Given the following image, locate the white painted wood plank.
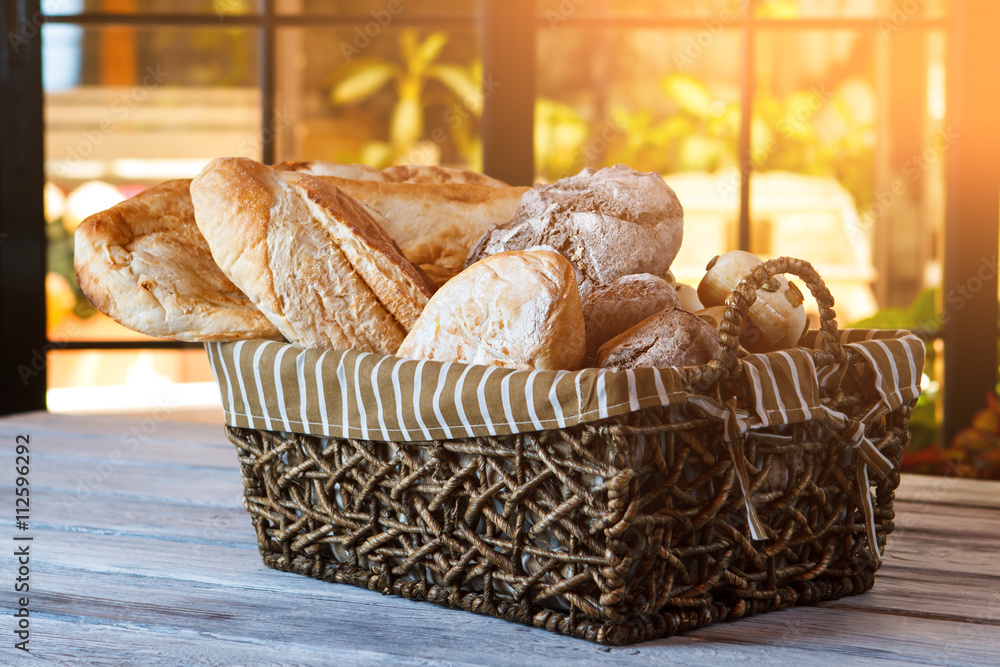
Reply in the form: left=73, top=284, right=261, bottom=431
left=3, top=411, right=1000, bottom=664
left=0, top=411, right=230, bottom=447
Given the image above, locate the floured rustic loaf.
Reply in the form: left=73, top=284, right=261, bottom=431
left=596, top=308, right=719, bottom=371
left=190, top=157, right=435, bottom=354
left=396, top=249, right=586, bottom=370
left=466, top=165, right=684, bottom=294
left=73, top=178, right=283, bottom=342
left=310, top=176, right=528, bottom=288
left=582, top=273, right=680, bottom=363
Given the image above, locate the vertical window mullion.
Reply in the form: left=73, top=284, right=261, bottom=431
left=737, top=1, right=756, bottom=252
left=481, top=0, right=536, bottom=186
left=0, top=0, right=47, bottom=415
left=942, top=0, right=1000, bottom=444
left=260, top=0, right=276, bottom=165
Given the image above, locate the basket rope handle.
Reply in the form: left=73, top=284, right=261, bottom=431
left=694, top=256, right=841, bottom=384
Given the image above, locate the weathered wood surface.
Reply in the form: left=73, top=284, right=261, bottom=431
left=2, top=411, right=999, bottom=666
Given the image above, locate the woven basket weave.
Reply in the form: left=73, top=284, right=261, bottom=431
left=217, top=257, right=920, bottom=645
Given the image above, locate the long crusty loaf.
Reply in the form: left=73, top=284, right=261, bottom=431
left=73, top=178, right=283, bottom=342
left=190, top=157, right=435, bottom=353
left=276, top=160, right=510, bottom=188
left=310, top=176, right=528, bottom=287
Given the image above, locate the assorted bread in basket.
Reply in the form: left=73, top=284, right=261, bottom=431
left=73, top=158, right=923, bottom=644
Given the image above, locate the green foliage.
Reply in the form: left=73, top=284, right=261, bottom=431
left=592, top=74, right=876, bottom=209
left=534, top=99, right=589, bottom=181
left=329, top=29, right=481, bottom=168
left=850, top=287, right=939, bottom=335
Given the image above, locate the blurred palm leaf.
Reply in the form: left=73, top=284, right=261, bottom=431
left=663, top=74, right=714, bottom=119
left=331, top=61, right=399, bottom=104
left=427, top=64, right=481, bottom=114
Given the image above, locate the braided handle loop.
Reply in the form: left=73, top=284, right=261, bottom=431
left=686, top=256, right=840, bottom=388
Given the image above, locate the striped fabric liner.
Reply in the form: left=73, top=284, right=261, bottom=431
left=206, top=330, right=924, bottom=443
left=800, top=328, right=924, bottom=412
left=207, top=341, right=693, bottom=442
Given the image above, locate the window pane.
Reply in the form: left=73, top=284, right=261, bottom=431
left=536, top=26, right=742, bottom=289
left=274, top=26, right=480, bottom=169
left=751, top=29, right=877, bottom=325
left=753, top=27, right=946, bottom=326
left=755, top=0, right=949, bottom=19
left=47, top=349, right=222, bottom=420
left=44, top=25, right=261, bottom=343
left=43, top=0, right=256, bottom=15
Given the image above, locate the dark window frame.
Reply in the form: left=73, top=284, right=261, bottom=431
left=2, top=0, right=997, bottom=448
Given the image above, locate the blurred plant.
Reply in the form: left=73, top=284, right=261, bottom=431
left=851, top=288, right=1000, bottom=480
left=597, top=73, right=876, bottom=208
left=45, top=180, right=129, bottom=330
left=534, top=98, right=589, bottom=182
left=756, top=0, right=799, bottom=19
left=329, top=29, right=481, bottom=168
left=948, top=395, right=1000, bottom=479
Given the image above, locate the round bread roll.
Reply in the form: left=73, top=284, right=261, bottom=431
left=396, top=249, right=585, bottom=370
left=465, top=165, right=684, bottom=293
left=582, top=273, right=679, bottom=362
left=596, top=308, right=719, bottom=371
left=697, top=250, right=806, bottom=353
left=674, top=283, right=704, bottom=312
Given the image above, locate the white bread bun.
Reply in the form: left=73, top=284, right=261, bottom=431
left=674, top=283, right=704, bottom=312
left=697, top=250, right=807, bottom=353
left=465, top=164, right=684, bottom=293
left=396, top=249, right=585, bottom=370
left=190, top=157, right=434, bottom=353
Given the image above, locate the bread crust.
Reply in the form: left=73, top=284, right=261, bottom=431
left=276, top=161, right=510, bottom=188
left=582, top=274, right=680, bottom=362
left=313, top=176, right=527, bottom=287
left=466, top=165, right=684, bottom=293
left=73, top=178, right=283, bottom=342
left=596, top=308, right=719, bottom=370
left=190, top=157, right=434, bottom=353
left=396, top=249, right=586, bottom=370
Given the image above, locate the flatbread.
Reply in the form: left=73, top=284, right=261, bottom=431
left=74, top=179, right=283, bottom=342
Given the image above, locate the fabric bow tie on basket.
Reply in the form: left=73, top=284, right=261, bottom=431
left=688, top=259, right=920, bottom=565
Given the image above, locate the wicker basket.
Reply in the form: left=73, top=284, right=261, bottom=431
left=212, top=257, right=923, bottom=645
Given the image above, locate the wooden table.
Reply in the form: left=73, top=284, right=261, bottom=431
left=2, top=411, right=999, bottom=666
